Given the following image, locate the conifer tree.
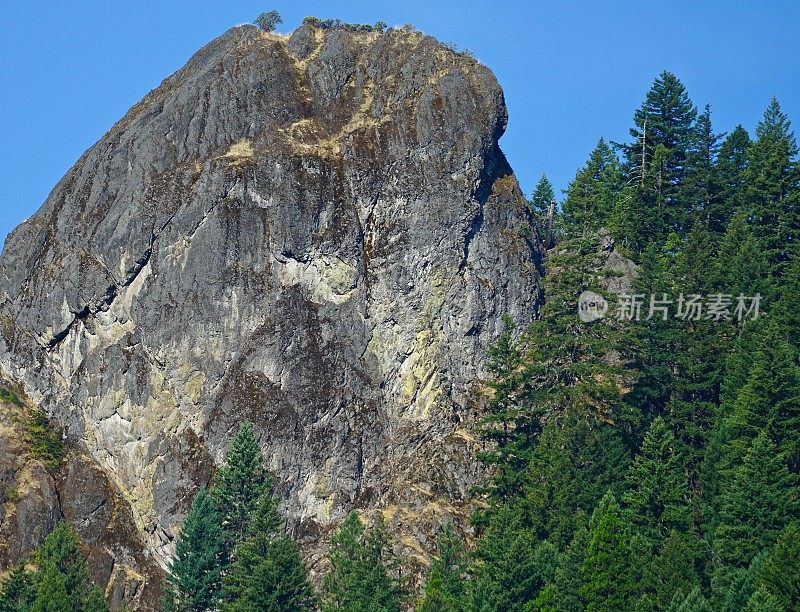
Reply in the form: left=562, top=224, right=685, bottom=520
left=530, top=174, right=556, bottom=236
left=163, top=488, right=224, bottom=612
left=713, top=125, right=751, bottom=234
left=545, top=527, right=589, bottom=611
left=755, top=522, right=800, bottom=610
left=713, top=433, right=797, bottom=570
left=581, top=492, right=637, bottom=611
left=0, top=566, right=29, bottom=612
left=746, top=98, right=800, bottom=278
left=322, top=512, right=404, bottom=612
left=419, top=521, right=468, bottom=612
left=211, top=422, right=268, bottom=555
left=624, top=71, right=698, bottom=240
left=683, top=104, right=722, bottom=225
left=0, top=522, right=109, bottom=611
left=561, top=138, right=622, bottom=236
left=668, top=586, right=711, bottom=612
left=219, top=490, right=315, bottom=611
left=743, top=587, right=784, bottom=612
left=623, top=418, right=692, bottom=543
left=643, top=530, right=700, bottom=610
left=522, top=411, right=629, bottom=548
left=470, top=508, right=554, bottom=611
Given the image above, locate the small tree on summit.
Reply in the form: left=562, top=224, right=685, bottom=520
left=255, top=10, right=282, bottom=32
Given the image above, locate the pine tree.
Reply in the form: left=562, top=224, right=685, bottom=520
left=561, top=138, right=622, bottom=236
left=643, top=530, right=700, bottom=610
left=530, top=174, right=556, bottom=237
left=746, top=98, right=800, bottom=279
left=0, top=566, right=29, bottom=612
left=581, top=492, right=637, bottom=611
left=419, top=521, right=468, bottom=612
left=624, top=71, right=698, bottom=240
left=713, top=322, right=800, bottom=480
left=545, top=527, right=589, bottom=611
left=522, top=411, right=629, bottom=549
left=755, top=522, right=800, bottom=610
left=622, top=418, right=692, bottom=543
left=469, top=508, right=555, bottom=611
left=29, top=522, right=107, bottom=611
left=713, top=433, right=797, bottom=570
left=713, top=125, right=751, bottom=234
left=668, top=585, right=711, bottom=612
left=163, top=488, right=224, bottom=612
left=683, top=104, right=722, bottom=226
left=743, top=587, right=784, bottom=612
left=219, top=490, right=315, bottom=611
left=322, top=512, right=404, bottom=612
left=211, top=422, right=269, bottom=555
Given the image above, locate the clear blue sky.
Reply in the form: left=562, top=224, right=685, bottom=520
left=2, top=1, right=799, bottom=246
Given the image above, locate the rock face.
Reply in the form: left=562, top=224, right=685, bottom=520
left=0, top=21, right=541, bottom=596
left=0, top=390, right=162, bottom=609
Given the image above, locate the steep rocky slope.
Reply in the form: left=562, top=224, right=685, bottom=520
left=0, top=21, right=541, bottom=598
left=0, top=384, right=162, bottom=609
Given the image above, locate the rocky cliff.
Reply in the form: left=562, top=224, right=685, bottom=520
left=0, top=21, right=541, bottom=604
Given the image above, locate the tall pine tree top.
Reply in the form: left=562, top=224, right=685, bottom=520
left=211, top=422, right=268, bottom=552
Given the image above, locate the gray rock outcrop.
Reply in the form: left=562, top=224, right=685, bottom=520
left=0, top=21, right=541, bottom=596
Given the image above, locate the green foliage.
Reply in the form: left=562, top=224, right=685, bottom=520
left=419, top=522, right=468, bottom=612
left=713, top=433, right=797, bottom=569
left=0, top=522, right=108, bottom=611
left=561, top=138, right=622, bottom=236
left=755, top=523, right=800, bottom=610
left=302, top=16, right=387, bottom=32
left=322, top=512, right=405, bottom=612
left=0, top=385, right=23, bottom=406
left=530, top=174, right=556, bottom=232
left=622, top=417, right=692, bottom=542
left=211, top=422, right=268, bottom=555
left=162, top=488, right=224, bottom=611
left=580, top=492, right=637, bottom=611
left=254, top=10, right=282, bottom=32
left=26, top=410, right=65, bottom=469
left=220, top=491, right=315, bottom=611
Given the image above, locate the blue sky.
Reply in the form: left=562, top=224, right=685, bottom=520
left=1, top=1, right=799, bottom=246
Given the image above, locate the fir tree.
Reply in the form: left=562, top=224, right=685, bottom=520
left=470, top=508, right=554, bottom=611
left=545, top=527, right=590, bottom=611
left=668, top=585, right=711, bottom=612
left=624, top=71, right=698, bottom=241
left=419, top=521, right=468, bottom=612
left=746, top=98, right=800, bottom=279
left=561, top=138, right=622, bottom=236
left=755, top=522, right=800, bottom=610
left=530, top=174, right=556, bottom=236
left=743, top=587, right=784, bottom=612
left=211, top=422, right=269, bottom=555
left=322, top=512, right=404, bottom=612
left=622, top=417, right=692, bottom=543
left=713, top=433, right=797, bottom=570
left=30, top=522, right=107, bottom=611
left=0, top=566, right=29, bottom=612
left=219, top=489, right=315, bottom=611
left=163, top=488, right=224, bottom=612
left=581, top=492, right=637, bottom=611
left=643, top=530, right=701, bottom=611
left=522, top=411, right=629, bottom=548
left=713, top=125, right=751, bottom=234
left=683, top=104, right=722, bottom=225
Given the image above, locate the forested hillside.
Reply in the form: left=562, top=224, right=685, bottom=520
left=447, top=71, right=800, bottom=611
left=2, top=63, right=797, bottom=611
